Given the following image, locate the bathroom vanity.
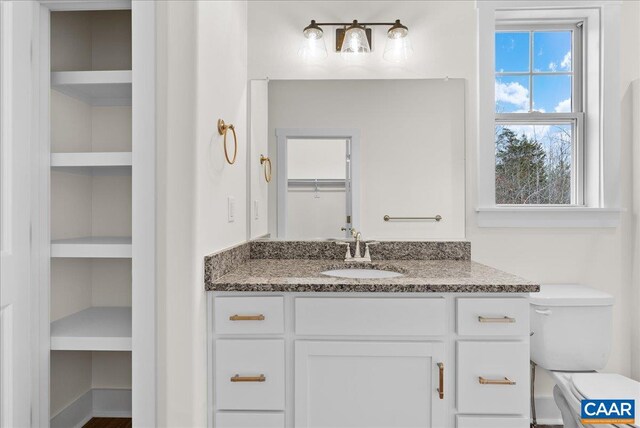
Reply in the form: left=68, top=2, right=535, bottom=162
left=205, top=241, right=538, bottom=428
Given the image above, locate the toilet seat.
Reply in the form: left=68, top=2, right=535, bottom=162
left=572, top=373, right=640, bottom=402
left=548, top=370, right=640, bottom=428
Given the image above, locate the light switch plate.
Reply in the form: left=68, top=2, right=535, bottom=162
left=227, top=197, right=235, bottom=222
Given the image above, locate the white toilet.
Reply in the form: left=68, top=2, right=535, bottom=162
left=530, top=284, right=640, bottom=428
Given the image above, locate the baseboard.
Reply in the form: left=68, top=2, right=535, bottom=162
left=50, top=388, right=132, bottom=428
left=533, top=395, right=563, bottom=425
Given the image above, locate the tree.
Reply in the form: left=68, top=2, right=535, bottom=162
left=544, top=127, right=572, bottom=204
left=495, top=127, right=548, bottom=204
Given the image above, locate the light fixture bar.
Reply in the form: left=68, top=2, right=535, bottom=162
left=311, top=22, right=399, bottom=26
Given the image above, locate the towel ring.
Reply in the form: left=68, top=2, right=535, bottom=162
left=217, top=119, right=237, bottom=165
left=260, top=155, right=272, bottom=183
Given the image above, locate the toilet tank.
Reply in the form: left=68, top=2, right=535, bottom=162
left=530, top=284, right=614, bottom=371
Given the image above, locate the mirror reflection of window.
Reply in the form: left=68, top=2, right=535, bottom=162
left=286, top=138, right=351, bottom=239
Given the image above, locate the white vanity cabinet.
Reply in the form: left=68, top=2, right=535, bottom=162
left=208, top=294, right=530, bottom=428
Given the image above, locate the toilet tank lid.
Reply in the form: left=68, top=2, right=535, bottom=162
left=529, top=284, right=614, bottom=306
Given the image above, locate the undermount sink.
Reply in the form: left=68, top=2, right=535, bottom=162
left=321, top=268, right=403, bottom=279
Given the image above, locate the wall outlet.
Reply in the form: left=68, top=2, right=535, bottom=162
left=227, top=197, right=235, bottom=222
left=254, top=200, right=259, bottom=220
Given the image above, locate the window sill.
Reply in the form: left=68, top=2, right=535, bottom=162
left=476, top=207, right=621, bottom=228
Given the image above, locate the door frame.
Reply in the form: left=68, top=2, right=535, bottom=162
left=275, top=128, right=361, bottom=239
left=21, top=1, right=157, bottom=426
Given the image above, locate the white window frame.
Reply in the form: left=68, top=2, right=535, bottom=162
left=477, top=1, right=622, bottom=227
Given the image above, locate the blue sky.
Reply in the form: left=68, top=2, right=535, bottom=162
left=495, top=31, right=572, bottom=113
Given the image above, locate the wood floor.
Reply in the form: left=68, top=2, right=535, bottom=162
left=82, top=418, right=132, bottom=428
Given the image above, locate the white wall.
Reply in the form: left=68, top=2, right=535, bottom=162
left=156, top=1, right=248, bottom=426
left=287, top=139, right=346, bottom=179
left=248, top=0, right=640, bottom=405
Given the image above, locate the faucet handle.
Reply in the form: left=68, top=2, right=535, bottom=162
left=362, top=241, right=378, bottom=262
left=336, top=242, right=352, bottom=260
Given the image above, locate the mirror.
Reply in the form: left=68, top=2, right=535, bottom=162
left=249, top=79, right=466, bottom=241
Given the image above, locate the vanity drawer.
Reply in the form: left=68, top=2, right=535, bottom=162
left=215, top=339, right=285, bottom=410
left=215, top=412, right=284, bottom=428
left=457, top=341, right=529, bottom=415
left=456, top=416, right=529, bottom=428
left=295, top=297, right=446, bottom=336
left=214, top=297, right=284, bottom=335
left=457, top=298, right=529, bottom=336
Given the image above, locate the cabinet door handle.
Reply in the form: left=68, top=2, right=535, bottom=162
left=229, top=314, right=265, bottom=321
left=478, top=316, right=515, bottom=323
left=437, top=362, right=444, bottom=399
left=230, top=374, right=266, bottom=382
left=478, top=376, right=516, bottom=385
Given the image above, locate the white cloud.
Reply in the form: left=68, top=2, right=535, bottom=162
left=495, top=81, right=529, bottom=110
left=560, top=51, right=571, bottom=70
left=549, top=62, right=558, bottom=72
left=554, top=98, right=571, bottom=113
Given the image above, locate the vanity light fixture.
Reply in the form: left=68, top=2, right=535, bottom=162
left=299, top=19, right=412, bottom=62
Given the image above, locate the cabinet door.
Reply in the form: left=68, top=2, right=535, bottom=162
left=295, top=341, right=446, bottom=428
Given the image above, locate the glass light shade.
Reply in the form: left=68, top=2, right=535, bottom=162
left=341, top=24, right=370, bottom=55
left=383, top=35, right=413, bottom=62
left=298, top=37, right=328, bottom=62
left=383, top=20, right=412, bottom=63
left=299, top=22, right=327, bottom=62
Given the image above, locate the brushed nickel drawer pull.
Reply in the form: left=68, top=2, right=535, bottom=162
left=478, top=316, right=515, bottom=323
left=230, top=374, right=266, bottom=382
left=437, top=362, right=444, bottom=399
left=229, top=314, right=265, bottom=321
left=479, top=376, right=516, bottom=385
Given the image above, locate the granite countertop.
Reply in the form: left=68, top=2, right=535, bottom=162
left=206, top=258, right=539, bottom=293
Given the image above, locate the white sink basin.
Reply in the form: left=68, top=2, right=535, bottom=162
left=321, top=268, right=403, bottom=279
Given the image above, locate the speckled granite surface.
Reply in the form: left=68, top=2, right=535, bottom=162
left=205, top=259, right=539, bottom=293
left=204, top=242, right=250, bottom=282
left=250, top=240, right=344, bottom=260
left=250, top=240, right=471, bottom=260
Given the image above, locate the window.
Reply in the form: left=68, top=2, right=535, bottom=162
left=495, top=25, right=583, bottom=205
left=476, top=2, right=621, bottom=227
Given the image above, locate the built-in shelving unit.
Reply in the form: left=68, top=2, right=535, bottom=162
left=51, top=70, right=132, bottom=106
left=51, top=307, right=132, bottom=351
left=48, top=7, right=135, bottom=426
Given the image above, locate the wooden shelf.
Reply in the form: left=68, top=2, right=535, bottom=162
left=51, top=307, right=132, bottom=351
left=51, top=152, right=132, bottom=175
left=51, top=237, right=132, bottom=258
left=51, top=70, right=132, bottom=106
